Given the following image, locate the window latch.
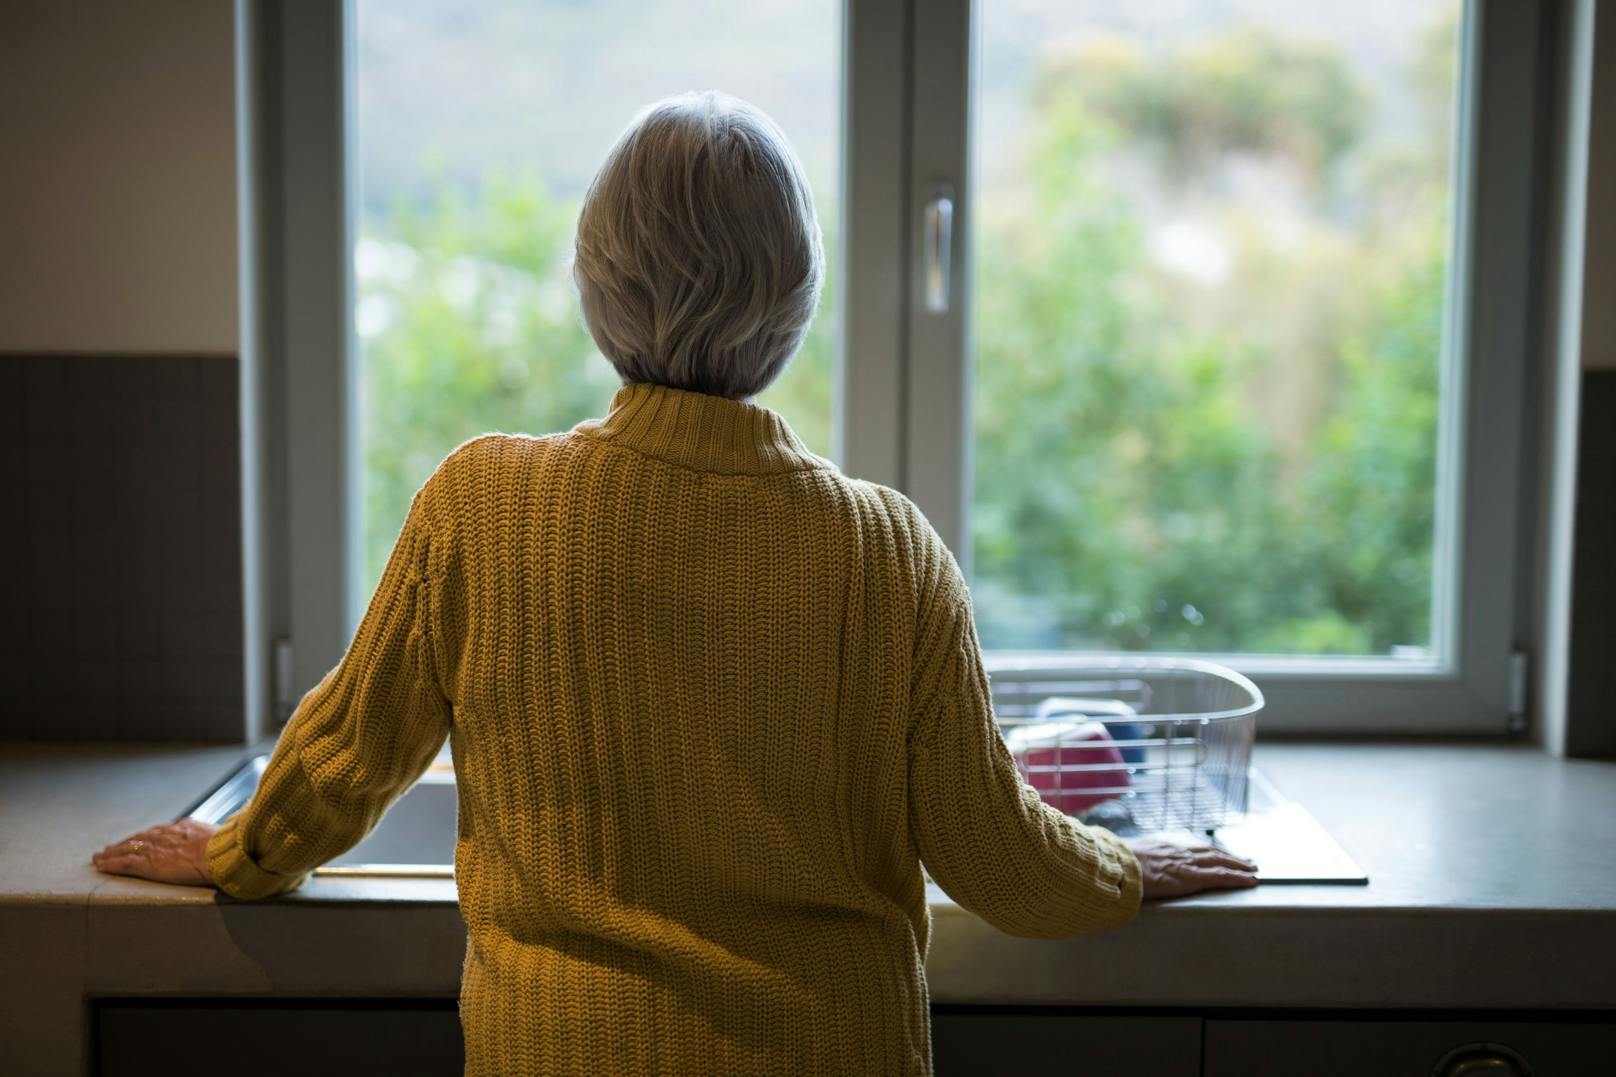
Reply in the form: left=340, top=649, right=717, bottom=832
left=923, top=185, right=955, bottom=312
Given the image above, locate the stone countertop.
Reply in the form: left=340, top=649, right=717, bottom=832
left=3, top=738, right=1614, bottom=1074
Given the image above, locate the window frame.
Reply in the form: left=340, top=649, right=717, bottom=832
left=249, top=0, right=1554, bottom=738
left=908, top=0, right=1549, bottom=733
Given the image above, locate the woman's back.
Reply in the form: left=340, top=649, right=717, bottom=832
left=441, top=384, right=940, bottom=1073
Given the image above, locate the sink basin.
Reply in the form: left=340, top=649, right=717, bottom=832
left=181, top=751, right=458, bottom=877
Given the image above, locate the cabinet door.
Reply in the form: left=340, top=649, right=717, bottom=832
left=931, top=1012, right=1202, bottom=1076
left=1203, top=1017, right=1616, bottom=1076
left=96, top=1000, right=463, bottom=1077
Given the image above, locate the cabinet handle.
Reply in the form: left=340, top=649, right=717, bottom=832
left=922, top=187, right=954, bottom=313
left=1432, top=1042, right=1533, bottom=1077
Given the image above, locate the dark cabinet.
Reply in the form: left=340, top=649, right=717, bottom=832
left=1202, top=1016, right=1615, bottom=1077
left=96, top=1000, right=1615, bottom=1077
left=95, top=999, right=464, bottom=1077
left=930, top=1012, right=1201, bottom=1075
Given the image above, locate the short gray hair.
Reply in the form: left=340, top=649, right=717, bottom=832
left=572, top=91, right=825, bottom=399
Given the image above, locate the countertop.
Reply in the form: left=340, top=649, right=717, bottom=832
left=3, top=738, right=1614, bottom=1073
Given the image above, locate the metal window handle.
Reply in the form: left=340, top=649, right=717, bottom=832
left=923, top=187, right=955, bottom=312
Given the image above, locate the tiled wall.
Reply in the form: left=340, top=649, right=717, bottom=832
left=1567, top=370, right=1616, bottom=755
left=0, top=355, right=242, bottom=740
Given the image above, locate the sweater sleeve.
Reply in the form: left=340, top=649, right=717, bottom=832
left=204, top=482, right=453, bottom=900
left=907, top=584, right=1143, bottom=938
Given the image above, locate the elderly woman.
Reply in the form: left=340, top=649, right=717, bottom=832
left=93, top=91, right=1256, bottom=1075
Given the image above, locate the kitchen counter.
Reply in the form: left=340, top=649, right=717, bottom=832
left=3, top=739, right=1614, bottom=1074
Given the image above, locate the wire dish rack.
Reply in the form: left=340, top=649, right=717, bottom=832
left=989, top=657, right=1262, bottom=836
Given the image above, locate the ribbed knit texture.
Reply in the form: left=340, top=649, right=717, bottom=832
left=205, top=381, right=1142, bottom=1075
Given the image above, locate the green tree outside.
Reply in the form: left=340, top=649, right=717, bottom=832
left=358, top=6, right=1458, bottom=658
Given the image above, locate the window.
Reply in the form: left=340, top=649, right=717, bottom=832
left=259, top=0, right=1545, bottom=732
left=354, top=0, right=842, bottom=594
left=967, top=2, right=1462, bottom=659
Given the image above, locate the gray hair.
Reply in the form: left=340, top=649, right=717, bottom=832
left=572, top=91, right=825, bottom=399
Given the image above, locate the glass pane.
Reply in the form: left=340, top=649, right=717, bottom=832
left=355, top=1, right=841, bottom=592
left=970, top=0, right=1463, bottom=657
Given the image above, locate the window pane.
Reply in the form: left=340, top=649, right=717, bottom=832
left=355, top=1, right=841, bottom=591
left=970, top=0, right=1463, bottom=657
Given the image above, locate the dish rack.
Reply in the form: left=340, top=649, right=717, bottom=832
left=989, top=657, right=1262, bottom=836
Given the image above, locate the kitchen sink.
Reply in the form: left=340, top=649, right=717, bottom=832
left=181, top=750, right=1364, bottom=884
left=181, top=748, right=458, bottom=877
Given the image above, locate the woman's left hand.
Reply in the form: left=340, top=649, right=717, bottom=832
left=92, top=819, right=219, bottom=888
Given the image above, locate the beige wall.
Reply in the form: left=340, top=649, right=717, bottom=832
left=0, top=0, right=237, bottom=355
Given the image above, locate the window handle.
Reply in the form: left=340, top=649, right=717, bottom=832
left=923, top=186, right=955, bottom=312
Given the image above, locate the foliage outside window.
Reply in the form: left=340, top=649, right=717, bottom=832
left=355, top=0, right=1462, bottom=661
left=970, top=2, right=1460, bottom=655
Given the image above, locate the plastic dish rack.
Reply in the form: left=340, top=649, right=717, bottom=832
left=990, top=657, right=1262, bottom=836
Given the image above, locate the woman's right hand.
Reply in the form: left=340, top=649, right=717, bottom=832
left=1124, top=838, right=1259, bottom=900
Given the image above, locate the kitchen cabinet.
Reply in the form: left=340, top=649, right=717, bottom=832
left=95, top=999, right=464, bottom=1077
left=1201, top=1015, right=1616, bottom=1076
left=931, top=1009, right=1615, bottom=1076
left=96, top=1003, right=1205, bottom=1077
left=930, top=1011, right=1201, bottom=1075
left=92, top=1001, right=1616, bottom=1075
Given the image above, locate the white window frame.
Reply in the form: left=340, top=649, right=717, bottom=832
left=906, top=0, right=1548, bottom=734
left=241, top=0, right=1556, bottom=740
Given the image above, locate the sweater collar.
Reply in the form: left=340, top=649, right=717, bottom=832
left=573, top=381, right=834, bottom=476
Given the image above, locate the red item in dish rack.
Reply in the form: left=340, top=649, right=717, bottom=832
left=1005, top=720, right=1131, bottom=814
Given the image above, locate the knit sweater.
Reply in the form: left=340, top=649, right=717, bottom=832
left=205, top=381, right=1142, bottom=1075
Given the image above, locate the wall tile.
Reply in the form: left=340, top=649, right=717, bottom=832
left=1, top=354, right=242, bottom=741
left=1566, top=370, right=1616, bottom=756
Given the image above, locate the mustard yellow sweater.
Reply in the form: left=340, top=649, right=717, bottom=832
left=205, top=381, right=1141, bottom=1075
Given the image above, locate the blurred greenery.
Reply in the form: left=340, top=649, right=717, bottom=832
left=357, top=178, right=836, bottom=590
left=970, top=13, right=1455, bottom=654
left=1056, top=27, right=1369, bottom=181
left=359, top=6, right=1457, bottom=657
